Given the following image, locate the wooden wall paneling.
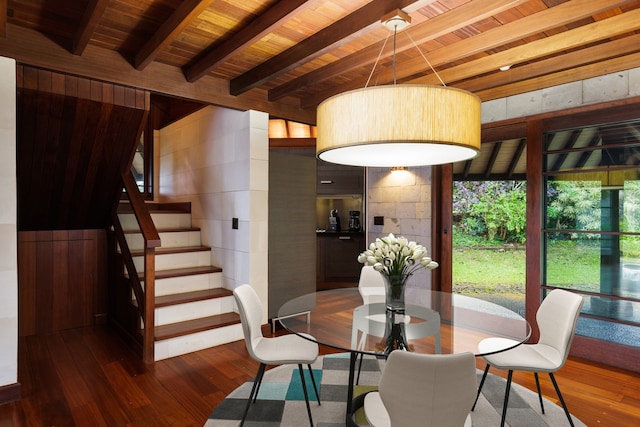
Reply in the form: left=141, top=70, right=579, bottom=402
left=58, top=96, right=82, bottom=227
left=52, top=232, right=70, bottom=331
left=18, top=232, right=37, bottom=336
left=65, top=74, right=79, bottom=98
left=17, top=90, right=37, bottom=229
left=42, top=93, right=65, bottom=227
left=18, top=230, right=105, bottom=336
left=35, top=232, right=54, bottom=334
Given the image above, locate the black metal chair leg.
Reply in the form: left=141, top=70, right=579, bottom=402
left=500, top=370, right=514, bottom=427
left=298, top=364, right=314, bottom=427
left=472, top=364, right=491, bottom=411
left=240, top=363, right=266, bottom=427
left=534, top=372, right=545, bottom=414
left=252, top=363, right=267, bottom=403
left=356, top=353, right=364, bottom=385
left=549, top=372, right=575, bottom=427
left=307, top=364, right=321, bottom=405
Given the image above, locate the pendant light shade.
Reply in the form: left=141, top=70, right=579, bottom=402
left=317, top=84, right=481, bottom=167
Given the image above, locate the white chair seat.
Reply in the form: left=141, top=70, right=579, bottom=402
left=482, top=340, right=563, bottom=372
left=252, top=333, right=318, bottom=365
left=364, top=393, right=473, bottom=427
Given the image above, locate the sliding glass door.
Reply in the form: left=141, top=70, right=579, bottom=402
left=543, top=119, right=640, bottom=348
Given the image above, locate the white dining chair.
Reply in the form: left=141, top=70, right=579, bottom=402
left=233, top=284, right=320, bottom=427
left=472, top=288, right=584, bottom=426
left=364, top=351, right=477, bottom=427
left=358, top=265, right=386, bottom=304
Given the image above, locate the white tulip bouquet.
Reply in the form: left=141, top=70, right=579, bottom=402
left=357, top=233, right=439, bottom=277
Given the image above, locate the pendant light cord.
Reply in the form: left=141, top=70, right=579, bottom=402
left=393, top=26, right=398, bottom=84
left=405, top=30, right=446, bottom=87
left=365, top=32, right=390, bottom=88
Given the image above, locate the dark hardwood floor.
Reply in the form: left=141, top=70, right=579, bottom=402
left=2, top=321, right=640, bottom=426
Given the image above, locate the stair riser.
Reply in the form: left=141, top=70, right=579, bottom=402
left=133, top=251, right=211, bottom=271
left=154, top=324, right=244, bottom=361
left=118, top=212, right=192, bottom=231
left=147, top=273, right=223, bottom=297
left=155, top=296, right=235, bottom=326
left=124, top=230, right=202, bottom=251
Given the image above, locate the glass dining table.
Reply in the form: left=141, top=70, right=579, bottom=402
left=277, top=288, right=531, bottom=426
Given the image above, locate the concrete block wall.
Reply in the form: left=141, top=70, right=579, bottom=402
left=158, top=106, right=270, bottom=320
left=366, top=167, right=434, bottom=293
left=482, top=66, right=640, bottom=123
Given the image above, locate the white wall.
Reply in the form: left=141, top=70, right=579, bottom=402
left=158, top=106, right=270, bottom=319
left=0, top=56, right=17, bottom=388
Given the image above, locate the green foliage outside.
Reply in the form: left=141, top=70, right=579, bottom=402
left=452, top=179, right=640, bottom=297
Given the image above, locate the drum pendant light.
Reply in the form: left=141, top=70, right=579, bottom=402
left=316, top=11, right=481, bottom=167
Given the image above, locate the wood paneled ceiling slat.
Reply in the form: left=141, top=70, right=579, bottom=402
left=229, top=0, right=424, bottom=95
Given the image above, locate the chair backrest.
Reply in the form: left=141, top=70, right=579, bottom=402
left=233, top=284, right=264, bottom=361
left=358, top=265, right=385, bottom=304
left=536, top=289, right=584, bottom=367
left=379, top=351, right=477, bottom=427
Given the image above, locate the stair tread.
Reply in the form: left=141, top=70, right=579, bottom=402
left=155, top=288, right=232, bottom=307
left=131, top=245, right=211, bottom=256
left=137, top=265, right=223, bottom=280
left=154, top=312, right=240, bottom=341
left=123, top=227, right=201, bottom=234
left=119, top=201, right=191, bottom=213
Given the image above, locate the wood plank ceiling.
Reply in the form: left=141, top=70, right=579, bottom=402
left=3, top=0, right=640, bottom=179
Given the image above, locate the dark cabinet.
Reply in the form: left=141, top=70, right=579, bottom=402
left=317, top=161, right=364, bottom=195
left=317, top=233, right=364, bottom=284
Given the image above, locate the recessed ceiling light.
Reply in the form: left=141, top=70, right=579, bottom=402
left=500, top=65, right=512, bottom=71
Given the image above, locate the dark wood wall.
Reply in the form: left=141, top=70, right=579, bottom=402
left=16, top=65, right=150, bottom=231
left=18, top=230, right=107, bottom=336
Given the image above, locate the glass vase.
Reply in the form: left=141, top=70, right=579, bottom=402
left=382, top=273, right=409, bottom=313
left=383, top=309, right=409, bottom=354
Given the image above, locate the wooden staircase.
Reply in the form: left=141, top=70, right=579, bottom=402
left=118, top=203, right=243, bottom=361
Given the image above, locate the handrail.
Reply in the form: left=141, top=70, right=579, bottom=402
left=111, top=171, right=161, bottom=364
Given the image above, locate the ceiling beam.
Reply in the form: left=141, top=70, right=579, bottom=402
left=0, top=24, right=315, bottom=124
left=135, top=0, right=212, bottom=71
left=484, top=141, right=503, bottom=179
left=458, top=33, right=640, bottom=94
left=412, top=6, right=640, bottom=87
left=229, top=0, right=425, bottom=96
left=185, top=0, right=312, bottom=82
left=269, top=137, right=316, bottom=149
left=301, top=0, right=635, bottom=108
left=268, top=0, right=528, bottom=102
left=0, top=0, right=6, bottom=38
left=72, top=0, right=109, bottom=55
left=507, top=139, right=527, bottom=179
left=551, top=130, right=581, bottom=172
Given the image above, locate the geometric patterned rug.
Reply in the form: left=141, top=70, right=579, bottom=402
left=205, top=353, right=586, bottom=427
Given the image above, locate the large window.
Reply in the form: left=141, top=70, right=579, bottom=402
left=543, top=120, right=640, bottom=347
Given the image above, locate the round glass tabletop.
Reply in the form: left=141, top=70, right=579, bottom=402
left=278, top=288, right=531, bottom=357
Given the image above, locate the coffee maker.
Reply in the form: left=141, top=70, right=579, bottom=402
left=348, top=210, right=361, bottom=232
left=329, top=209, right=341, bottom=232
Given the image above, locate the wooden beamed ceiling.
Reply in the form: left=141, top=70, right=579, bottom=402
left=2, top=0, right=640, bottom=179
left=1, top=0, right=639, bottom=124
